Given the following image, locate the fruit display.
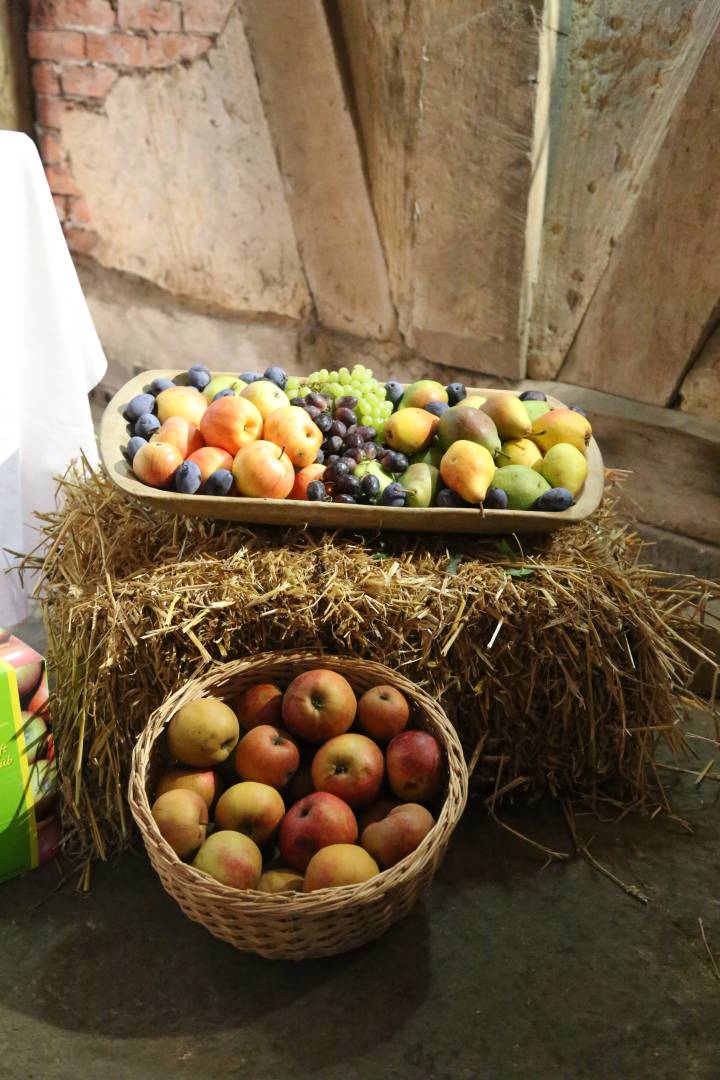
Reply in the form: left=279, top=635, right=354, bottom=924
left=150, top=672, right=445, bottom=893
left=117, top=364, right=596, bottom=515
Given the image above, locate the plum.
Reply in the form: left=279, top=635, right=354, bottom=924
left=533, top=487, right=574, bottom=512
left=384, top=381, right=404, bottom=409
left=484, top=486, right=509, bottom=510
left=150, top=377, right=175, bottom=396
left=519, top=390, right=547, bottom=402
left=175, top=460, right=203, bottom=495
left=425, top=401, right=450, bottom=417
left=264, top=366, right=288, bottom=390
left=125, top=393, right=155, bottom=422
left=134, top=413, right=161, bottom=439
left=125, top=436, right=147, bottom=463
left=187, top=364, right=211, bottom=390
left=203, top=469, right=234, bottom=496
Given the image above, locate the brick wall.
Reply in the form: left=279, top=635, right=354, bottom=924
left=28, top=1, right=233, bottom=254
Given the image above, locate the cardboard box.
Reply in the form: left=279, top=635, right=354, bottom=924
left=0, top=629, right=60, bottom=883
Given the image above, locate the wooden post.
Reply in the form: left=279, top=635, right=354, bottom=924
left=0, top=0, right=32, bottom=133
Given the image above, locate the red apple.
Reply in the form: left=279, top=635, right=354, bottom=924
left=282, top=669, right=357, bottom=744
left=192, top=831, right=262, bottom=889
left=360, top=803, right=435, bottom=868
left=357, top=685, right=410, bottom=743
left=311, top=733, right=384, bottom=809
left=303, top=844, right=379, bottom=892
left=0, top=639, right=44, bottom=703
left=289, top=463, right=326, bottom=500
left=151, top=788, right=208, bottom=858
left=132, top=441, right=183, bottom=489
left=278, top=791, right=358, bottom=872
left=357, top=795, right=402, bottom=832
left=37, top=814, right=62, bottom=865
left=167, top=697, right=240, bottom=767
left=263, top=405, right=323, bottom=468
left=156, top=767, right=223, bottom=810
left=214, top=781, right=285, bottom=846
left=234, top=724, right=299, bottom=789
left=283, top=760, right=315, bottom=805
left=386, top=730, right=445, bottom=802
left=232, top=440, right=295, bottom=499
left=235, top=683, right=283, bottom=731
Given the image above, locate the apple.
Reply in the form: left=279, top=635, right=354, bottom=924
left=199, top=395, right=263, bottom=456
left=29, top=759, right=57, bottom=817
left=278, top=791, right=358, bottom=872
left=232, top=440, right=295, bottom=499
left=37, top=814, right=62, bottom=864
left=283, top=760, right=315, bottom=805
left=25, top=675, right=49, bottom=719
left=311, top=734, right=384, bottom=809
left=192, top=830, right=262, bottom=889
left=258, top=868, right=305, bottom=894
left=214, top=781, right=285, bottom=845
left=263, top=405, right=323, bottom=468
left=132, top=441, right=183, bottom=488
left=156, top=766, right=222, bottom=810
left=282, top=669, right=357, bottom=744
left=167, top=696, right=240, bottom=768
left=386, top=730, right=445, bottom=802
left=151, top=788, right=208, bottom=858
left=303, top=844, right=379, bottom=892
left=0, top=640, right=44, bottom=703
left=234, top=724, right=299, bottom=788
left=150, top=416, right=204, bottom=458
left=357, top=685, right=410, bottom=743
left=360, top=803, right=434, bottom=868
left=186, top=446, right=234, bottom=483
left=156, top=385, right=207, bottom=426
left=240, top=379, right=289, bottom=420
left=235, top=683, right=283, bottom=731
left=357, top=794, right=402, bottom=832
left=289, top=463, right=327, bottom=500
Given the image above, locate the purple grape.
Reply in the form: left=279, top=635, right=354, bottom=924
left=360, top=474, right=380, bottom=502
left=307, top=480, right=328, bottom=502
left=334, top=407, right=357, bottom=426
left=203, top=469, right=234, bottom=496
left=134, top=413, right=161, bottom=439
left=363, top=443, right=377, bottom=460
left=333, top=493, right=357, bottom=504
left=306, top=392, right=328, bottom=410
left=357, top=425, right=377, bottom=442
left=187, top=364, right=211, bottom=390
left=290, top=396, right=306, bottom=407
left=336, top=395, right=358, bottom=410
left=325, top=455, right=341, bottom=469
left=344, top=447, right=365, bottom=464
left=125, top=436, right=147, bottom=463
left=125, top=393, right=155, bottom=422
left=344, top=424, right=358, bottom=437
left=446, top=382, right=466, bottom=406
left=330, top=460, right=351, bottom=480
left=305, top=405, right=322, bottom=421
left=314, top=449, right=325, bottom=465
left=329, top=421, right=347, bottom=439
left=336, top=475, right=361, bottom=499
left=327, top=435, right=344, bottom=455
left=345, top=432, right=364, bottom=449
left=315, top=412, right=333, bottom=435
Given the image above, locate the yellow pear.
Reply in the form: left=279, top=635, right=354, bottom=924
left=461, top=395, right=487, bottom=409
left=496, top=438, right=543, bottom=472
left=540, top=443, right=588, bottom=496
left=481, top=393, right=532, bottom=440
left=439, top=441, right=495, bottom=504
left=532, top=408, right=592, bottom=455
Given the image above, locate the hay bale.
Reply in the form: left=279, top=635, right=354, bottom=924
left=26, top=465, right=715, bottom=865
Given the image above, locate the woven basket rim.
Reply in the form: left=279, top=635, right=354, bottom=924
left=129, top=650, right=468, bottom=912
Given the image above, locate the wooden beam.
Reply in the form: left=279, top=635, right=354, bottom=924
left=560, top=26, right=720, bottom=404
left=678, top=319, right=720, bottom=420
left=528, top=0, right=720, bottom=380
left=240, top=0, right=397, bottom=341
left=0, top=1, right=32, bottom=133
left=339, top=0, right=543, bottom=378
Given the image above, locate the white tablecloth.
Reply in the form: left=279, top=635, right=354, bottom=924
left=0, top=132, right=106, bottom=628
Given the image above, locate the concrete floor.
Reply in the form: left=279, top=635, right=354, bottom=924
left=1, top=708, right=719, bottom=1080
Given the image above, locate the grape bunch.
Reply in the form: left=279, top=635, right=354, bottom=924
left=286, top=364, right=394, bottom=440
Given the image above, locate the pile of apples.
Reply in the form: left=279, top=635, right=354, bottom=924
left=150, top=669, right=445, bottom=894
left=121, top=363, right=593, bottom=512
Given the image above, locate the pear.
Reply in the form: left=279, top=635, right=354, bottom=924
left=496, top=438, right=543, bottom=472
left=399, top=463, right=440, bottom=508
left=438, top=406, right=501, bottom=455
left=523, top=399, right=551, bottom=423
left=540, top=443, right=588, bottom=496
left=203, top=374, right=237, bottom=401
left=531, top=408, right=592, bottom=455
left=492, top=465, right=550, bottom=510
left=481, top=393, right=532, bottom=440
left=399, top=380, right=448, bottom=410
left=461, top=395, right=487, bottom=409
left=410, top=444, right=444, bottom=468
left=384, top=408, right=438, bottom=455
left=439, top=441, right=495, bottom=504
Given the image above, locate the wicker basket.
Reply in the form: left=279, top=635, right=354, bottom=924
left=129, top=650, right=468, bottom=960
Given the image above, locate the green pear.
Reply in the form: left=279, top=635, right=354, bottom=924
left=523, top=400, right=551, bottom=423
left=481, top=394, right=532, bottom=440
left=399, top=464, right=440, bottom=508
left=399, top=380, right=448, bottom=410
left=540, top=443, right=588, bottom=496
left=203, top=375, right=237, bottom=401
left=438, top=406, right=501, bottom=455
left=410, top=444, right=444, bottom=468
left=355, top=460, right=393, bottom=494
left=492, top=465, right=550, bottom=510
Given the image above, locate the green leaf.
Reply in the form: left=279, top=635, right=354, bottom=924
left=506, top=567, right=534, bottom=579
left=496, top=538, right=516, bottom=559
left=447, top=553, right=463, bottom=575
left=371, top=552, right=391, bottom=561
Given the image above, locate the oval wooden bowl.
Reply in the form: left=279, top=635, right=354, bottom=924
left=129, top=651, right=469, bottom=961
left=101, top=369, right=604, bottom=534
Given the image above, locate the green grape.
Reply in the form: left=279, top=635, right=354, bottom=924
left=383, top=401, right=393, bottom=418
left=338, top=366, right=350, bottom=379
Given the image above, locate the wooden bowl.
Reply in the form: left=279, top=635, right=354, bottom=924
left=100, top=370, right=604, bottom=534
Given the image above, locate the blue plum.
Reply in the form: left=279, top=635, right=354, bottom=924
left=446, top=382, right=466, bottom=406
left=124, top=436, right=147, bottom=463
left=533, top=487, right=574, bottom=512
left=187, top=365, right=211, bottom=390
left=175, top=460, right=203, bottom=495
left=203, top=469, right=234, bottom=496
left=134, top=413, right=161, bottom=439
left=125, top=393, right=155, bottom=422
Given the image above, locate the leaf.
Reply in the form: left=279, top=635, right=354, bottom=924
left=371, top=552, right=391, bottom=561
left=496, top=539, right=516, bottom=560
left=447, top=553, right=463, bottom=575
left=506, top=567, right=535, bottom=579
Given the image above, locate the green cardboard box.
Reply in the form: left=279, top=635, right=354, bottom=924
left=0, top=629, right=60, bottom=884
